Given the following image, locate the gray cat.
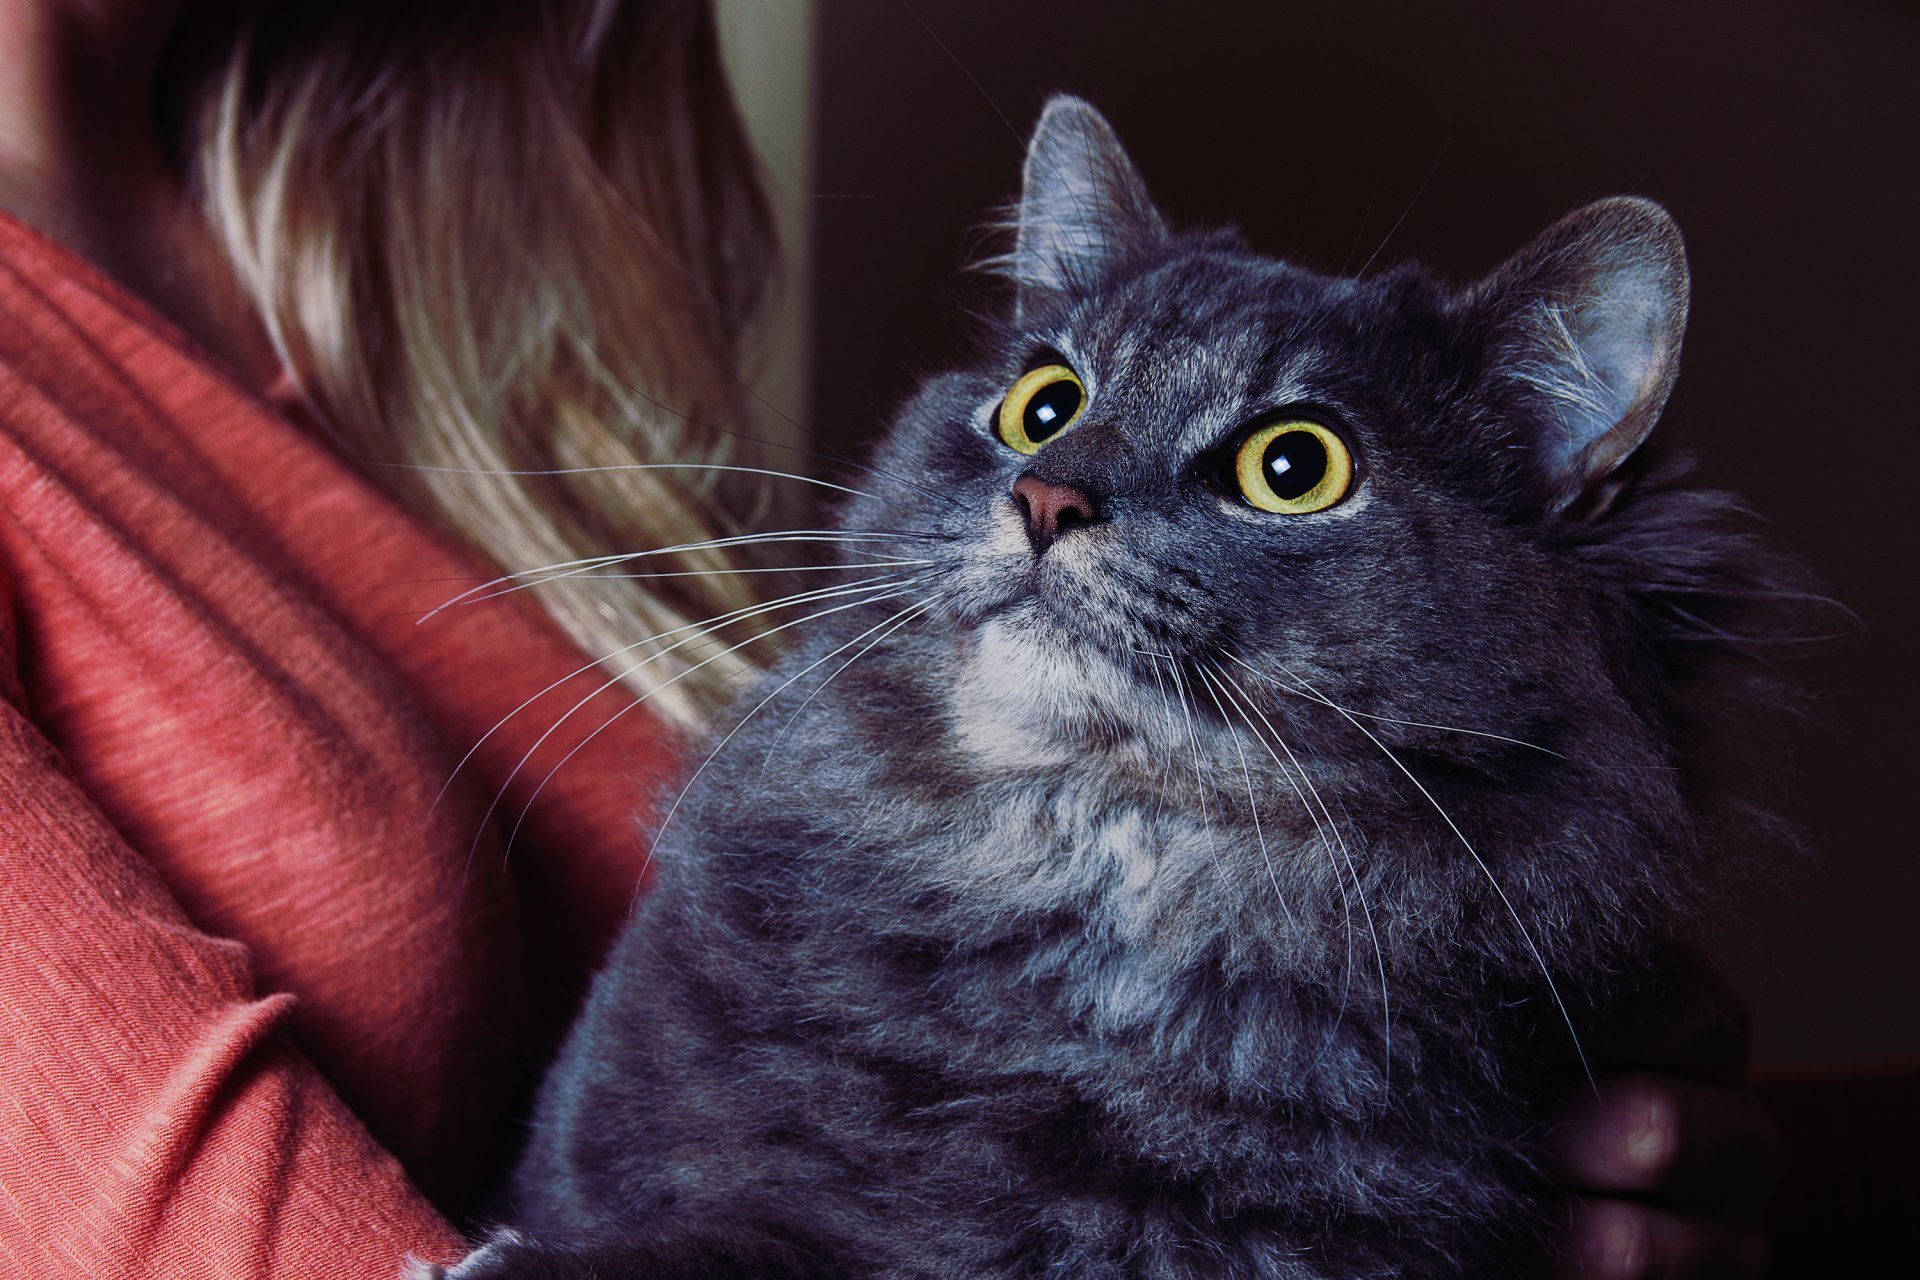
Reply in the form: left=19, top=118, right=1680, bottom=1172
left=438, top=97, right=1797, bottom=1279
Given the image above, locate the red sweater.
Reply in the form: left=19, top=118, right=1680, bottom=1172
left=0, top=213, right=680, bottom=1277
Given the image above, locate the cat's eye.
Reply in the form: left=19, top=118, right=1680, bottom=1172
left=996, top=364, right=1086, bottom=455
left=1233, top=420, right=1354, bottom=514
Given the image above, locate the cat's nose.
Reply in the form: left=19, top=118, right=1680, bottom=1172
left=1012, top=472, right=1099, bottom=555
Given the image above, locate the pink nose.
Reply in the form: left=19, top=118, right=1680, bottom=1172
left=1012, top=472, right=1097, bottom=555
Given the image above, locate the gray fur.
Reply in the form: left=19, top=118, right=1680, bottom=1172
left=470, top=98, right=1801, bottom=1279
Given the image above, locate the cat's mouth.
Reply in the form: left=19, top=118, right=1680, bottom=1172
left=947, top=609, right=1166, bottom=764
left=968, top=568, right=1146, bottom=666
left=957, top=582, right=1191, bottom=723
left=940, top=498, right=1200, bottom=681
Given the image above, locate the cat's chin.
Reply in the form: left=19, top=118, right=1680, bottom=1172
left=946, top=609, right=1167, bottom=771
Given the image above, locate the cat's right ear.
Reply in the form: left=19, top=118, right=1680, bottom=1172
left=1469, top=198, right=1690, bottom=520
left=1000, top=96, right=1167, bottom=321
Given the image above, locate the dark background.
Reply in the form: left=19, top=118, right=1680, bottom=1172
left=807, top=0, right=1918, bottom=1067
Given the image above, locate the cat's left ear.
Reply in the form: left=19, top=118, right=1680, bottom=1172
left=1002, top=96, right=1167, bottom=320
left=1471, top=198, right=1690, bottom=518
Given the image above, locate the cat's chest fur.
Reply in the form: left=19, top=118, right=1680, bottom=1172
left=939, top=618, right=1242, bottom=929
left=749, top=659, right=1439, bottom=1128
left=652, top=698, right=1541, bottom=1279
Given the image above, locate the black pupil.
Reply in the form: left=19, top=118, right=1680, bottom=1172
left=1262, top=430, right=1329, bottom=501
left=1023, top=378, right=1082, bottom=444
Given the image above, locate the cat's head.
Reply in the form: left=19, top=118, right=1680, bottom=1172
left=775, top=94, right=1831, bottom=1013
left=856, top=100, right=1665, bottom=746
left=838, top=98, right=1786, bottom=896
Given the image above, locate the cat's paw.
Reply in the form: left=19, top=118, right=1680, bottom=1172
left=405, top=1219, right=842, bottom=1278
left=403, top=1229, right=554, bottom=1280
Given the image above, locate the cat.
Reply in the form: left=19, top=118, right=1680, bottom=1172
left=429, top=96, right=1798, bottom=1279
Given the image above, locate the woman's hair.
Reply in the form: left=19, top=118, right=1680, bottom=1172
left=165, top=0, right=777, bottom=729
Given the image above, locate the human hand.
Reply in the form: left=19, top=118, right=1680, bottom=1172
left=1552, top=950, right=1785, bottom=1279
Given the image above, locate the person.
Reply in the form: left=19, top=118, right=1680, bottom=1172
left=0, top=2, right=1779, bottom=1276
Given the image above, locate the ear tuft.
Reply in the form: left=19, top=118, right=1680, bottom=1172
left=1475, top=197, right=1691, bottom=514
left=999, top=96, right=1166, bottom=315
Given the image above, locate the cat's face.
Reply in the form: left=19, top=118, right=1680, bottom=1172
left=844, top=98, right=1689, bottom=787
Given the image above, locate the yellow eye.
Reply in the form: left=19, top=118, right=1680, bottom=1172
left=1233, top=420, right=1354, bottom=514
left=996, top=364, right=1086, bottom=455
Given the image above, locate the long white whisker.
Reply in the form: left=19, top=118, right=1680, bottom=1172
left=384, top=460, right=878, bottom=501
left=1190, top=664, right=1293, bottom=934
left=433, top=572, right=924, bottom=818
left=1231, top=653, right=1596, bottom=1092
left=421, top=530, right=946, bottom=623
left=569, top=559, right=934, bottom=582
left=735, top=397, right=971, bottom=512
left=645, top=599, right=936, bottom=879
left=1126, top=651, right=1184, bottom=842
left=554, top=320, right=974, bottom=514
left=451, top=579, right=921, bottom=900
left=1324, top=708, right=1559, bottom=757
left=1239, top=667, right=1560, bottom=758
left=1245, top=663, right=1683, bottom=776
left=1142, top=650, right=1180, bottom=740
left=448, top=534, right=942, bottom=613
left=668, top=601, right=934, bottom=848
left=1351, top=134, right=1450, bottom=283
left=1166, top=658, right=1281, bottom=928
left=757, top=598, right=939, bottom=770
left=1208, top=659, right=1385, bottom=1081
left=495, top=582, right=927, bottom=867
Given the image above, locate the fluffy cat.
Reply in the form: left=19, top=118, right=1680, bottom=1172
left=435, top=96, right=1796, bottom=1279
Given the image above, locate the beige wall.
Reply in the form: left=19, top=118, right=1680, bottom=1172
left=716, top=0, right=814, bottom=452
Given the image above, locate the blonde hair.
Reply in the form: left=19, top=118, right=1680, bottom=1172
left=168, top=0, right=777, bottom=729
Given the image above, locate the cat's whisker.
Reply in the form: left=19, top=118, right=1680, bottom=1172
left=495, top=581, right=931, bottom=868
left=890, top=0, right=1112, bottom=269
left=1134, top=646, right=1197, bottom=789
left=567, top=559, right=936, bottom=582
left=1229, top=655, right=1689, bottom=778
left=424, top=530, right=949, bottom=620
left=726, top=372, right=973, bottom=515
left=427, top=550, right=632, bottom=616
left=1157, top=657, right=1203, bottom=810
left=755, top=596, right=942, bottom=773
left=1146, top=657, right=1179, bottom=739
left=1350, top=133, right=1450, bottom=284
left=558, top=319, right=973, bottom=515
left=1267, top=137, right=1451, bottom=378
left=1240, top=654, right=1598, bottom=1093
left=1204, top=661, right=1385, bottom=1082
left=1207, top=654, right=1562, bottom=759
left=902, top=11, right=1135, bottom=315
left=1653, top=601, right=1814, bottom=653
left=418, top=532, right=879, bottom=619
left=1198, top=663, right=1351, bottom=933
left=1318, top=704, right=1559, bottom=757
left=647, top=597, right=939, bottom=870
left=1164, top=657, right=1264, bottom=926
left=452, top=575, right=927, bottom=897
left=383, top=460, right=881, bottom=502
left=1133, top=652, right=1188, bottom=842
left=1190, top=664, right=1295, bottom=935
left=434, top=571, right=929, bottom=819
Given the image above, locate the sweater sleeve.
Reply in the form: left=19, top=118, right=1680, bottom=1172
left=0, top=649, right=468, bottom=1278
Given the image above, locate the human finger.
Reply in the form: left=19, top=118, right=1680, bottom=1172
left=1559, top=1197, right=1767, bottom=1280
left=1552, top=1072, right=1785, bottom=1205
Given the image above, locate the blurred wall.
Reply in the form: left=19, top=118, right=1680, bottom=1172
left=807, top=0, right=1919, bottom=1066
left=717, top=0, right=814, bottom=452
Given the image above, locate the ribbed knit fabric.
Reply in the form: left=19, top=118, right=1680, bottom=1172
left=0, top=211, right=680, bottom=1278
